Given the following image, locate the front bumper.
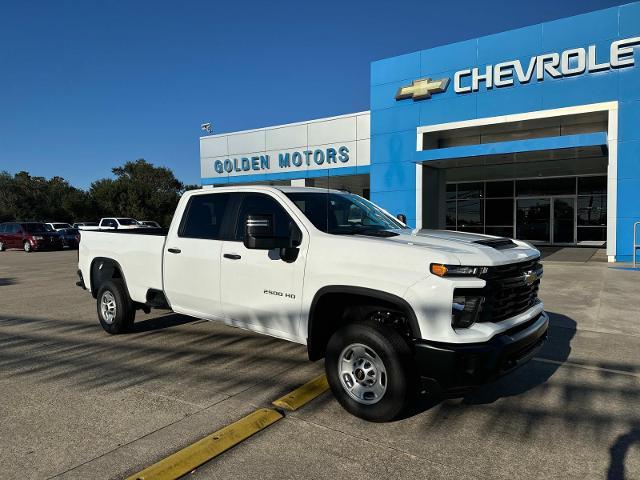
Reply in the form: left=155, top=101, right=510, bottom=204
left=33, top=240, right=63, bottom=250
left=413, top=311, right=549, bottom=395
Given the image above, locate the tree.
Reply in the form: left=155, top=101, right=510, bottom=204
left=0, top=159, right=191, bottom=226
left=89, top=159, right=184, bottom=227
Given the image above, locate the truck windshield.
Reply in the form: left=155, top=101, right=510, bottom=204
left=285, top=192, right=404, bottom=235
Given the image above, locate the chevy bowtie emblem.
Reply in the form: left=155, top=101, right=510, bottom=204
left=523, top=272, right=539, bottom=286
left=395, top=77, right=450, bottom=101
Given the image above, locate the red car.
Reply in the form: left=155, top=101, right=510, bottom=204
left=0, top=222, right=64, bottom=252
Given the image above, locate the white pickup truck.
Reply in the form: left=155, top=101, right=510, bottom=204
left=77, top=186, right=548, bottom=421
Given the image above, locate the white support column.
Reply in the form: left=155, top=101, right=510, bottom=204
left=607, top=103, right=618, bottom=262
left=415, top=163, right=423, bottom=230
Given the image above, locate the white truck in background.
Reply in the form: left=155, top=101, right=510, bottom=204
left=98, top=217, right=142, bottom=230
left=76, top=186, right=547, bottom=421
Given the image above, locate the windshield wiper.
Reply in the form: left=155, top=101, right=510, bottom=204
left=335, top=227, right=399, bottom=237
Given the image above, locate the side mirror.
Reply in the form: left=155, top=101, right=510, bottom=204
left=397, top=213, right=407, bottom=224
left=244, top=214, right=290, bottom=250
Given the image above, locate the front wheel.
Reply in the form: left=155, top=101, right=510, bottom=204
left=96, top=279, right=135, bottom=334
left=0, top=240, right=4, bottom=251
left=23, top=241, right=32, bottom=253
left=325, top=320, right=414, bottom=422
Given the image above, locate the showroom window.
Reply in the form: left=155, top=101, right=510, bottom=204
left=445, top=175, right=606, bottom=245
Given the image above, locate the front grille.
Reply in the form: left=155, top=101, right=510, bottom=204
left=480, top=258, right=542, bottom=322
left=457, top=257, right=542, bottom=323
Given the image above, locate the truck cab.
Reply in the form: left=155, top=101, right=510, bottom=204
left=77, top=186, right=548, bottom=421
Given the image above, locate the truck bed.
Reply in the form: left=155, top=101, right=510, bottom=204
left=78, top=229, right=167, bottom=303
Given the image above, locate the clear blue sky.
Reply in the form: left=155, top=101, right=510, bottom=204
left=0, top=0, right=628, bottom=189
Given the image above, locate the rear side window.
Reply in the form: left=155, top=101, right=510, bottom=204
left=180, top=193, right=232, bottom=240
left=234, top=194, right=294, bottom=241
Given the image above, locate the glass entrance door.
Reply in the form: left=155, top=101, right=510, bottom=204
left=516, top=197, right=576, bottom=244
left=516, top=198, right=551, bottom=243
left=552, top=197, right=575, bottom=244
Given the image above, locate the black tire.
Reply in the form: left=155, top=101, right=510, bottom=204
left=23, top=241, right=32, bottom=253
left=96, top=279, right=135, bottom=334
left=325, top=320, right=415, bottom=422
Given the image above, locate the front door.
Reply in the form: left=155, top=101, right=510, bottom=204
left=552, top=197, right=576, bottom=244
left=163, top=192, right=233, bottom=319
left=516, top=198, right=551, bottom=244
left=516, top=197, right=576, bottom=245
left=220, top=192, right=307, bottom=341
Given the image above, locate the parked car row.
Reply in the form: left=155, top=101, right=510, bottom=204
left=0, top=222, right=68, bottom=252
left=0, top=218, right=162, bottom=252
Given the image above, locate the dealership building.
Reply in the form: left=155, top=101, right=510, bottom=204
left=200, top=3, right=640, bottom=262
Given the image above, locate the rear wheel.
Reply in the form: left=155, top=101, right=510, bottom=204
left=0, top=240, right=4, bottom=251
left=325, top=320, right=414, bottom=422
left=96, top=279, right=135, bottom=334
left=23, top=241, right=32, bottom=253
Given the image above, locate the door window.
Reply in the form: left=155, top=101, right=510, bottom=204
left=234, top=194, right=294, bottom=241
left=516, top=198, right=551, bottom=242
left=179, top=193, right=232, bottom=240
left=553, top=198, right=575, bottom=244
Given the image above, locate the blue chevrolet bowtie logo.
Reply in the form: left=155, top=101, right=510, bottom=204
left=395, top=77, right=450, bottom=101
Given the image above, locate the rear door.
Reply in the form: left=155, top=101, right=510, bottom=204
left=220, top=192, right=307, bottom=340
left=9, top=223, right=21, bottom=248
left=162, top=192, right=234, bottom=318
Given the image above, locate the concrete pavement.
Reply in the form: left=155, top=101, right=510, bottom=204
left=0, top=250, right=638, bottom=479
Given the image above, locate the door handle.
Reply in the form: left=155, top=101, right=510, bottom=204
left=223, top=253, right=241, bottom=260
left=167, top=248, right=181, bottom=254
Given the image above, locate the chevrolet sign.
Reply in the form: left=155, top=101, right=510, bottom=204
left=396, top=36, right=640, bottom=101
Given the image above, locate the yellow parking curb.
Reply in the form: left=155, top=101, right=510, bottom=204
left=126, top=408, right=283, bottom=480
left=272, top=374, right=329, bottom=411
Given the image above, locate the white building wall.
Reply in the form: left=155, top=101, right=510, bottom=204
left=200, top=111, right=370, bottom=182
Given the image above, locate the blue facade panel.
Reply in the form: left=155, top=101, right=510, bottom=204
left=370, top=2, right=640, bottom=261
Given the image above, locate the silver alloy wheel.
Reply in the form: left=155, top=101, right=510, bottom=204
left=0, top=241, right=4, bottom=251
left=23, top=241, right=31, bottom=252
left=100, top=291, right=117, bottom=324
left=338, top=343, right=387, bottom=405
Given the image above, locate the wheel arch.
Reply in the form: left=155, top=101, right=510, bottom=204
left=306, top=286, right=421, bottom=361
left=89, top=257, right=130, bottom=299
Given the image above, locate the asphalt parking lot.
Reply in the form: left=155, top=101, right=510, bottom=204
left=1, top=250, right=639, bottom=480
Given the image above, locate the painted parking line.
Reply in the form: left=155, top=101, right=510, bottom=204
left=272, top=374, right=329, bottom=411
left=126, top=375, right=330, bottom=480
left=126, top=408, right=283, bottom=480
left=533, top=357, right=640, bottom=378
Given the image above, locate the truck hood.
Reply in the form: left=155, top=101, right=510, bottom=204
left=375, top=229, right=540, bottom=266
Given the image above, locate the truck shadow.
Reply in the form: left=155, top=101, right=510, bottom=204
left=128, top=313, right=197, bottom=333
left=461, top=311, right=576, bottom=406
left=405, top=311, right=576, bottom=415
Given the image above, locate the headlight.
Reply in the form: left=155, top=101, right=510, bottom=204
left=430, top=264, right=488, bottom=277
left=32, top=236, right=43, bottom=240
left=451, top=295, right=484, bottom=328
